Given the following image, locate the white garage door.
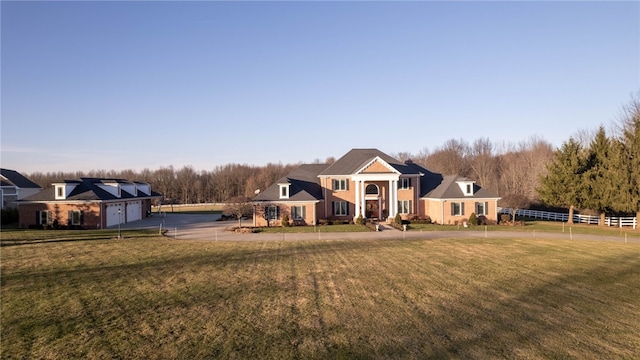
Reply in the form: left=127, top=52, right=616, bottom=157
left=127, top=201, right=142, bottom=222
left=106, top=203, right=125, bottom=227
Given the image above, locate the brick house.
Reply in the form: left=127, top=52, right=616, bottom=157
left=253, top=148, right=500, bottom=226
left=17, top=178, right=162, bottom=229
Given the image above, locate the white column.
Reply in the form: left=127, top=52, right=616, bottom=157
left=360, top=181, right=367, bottom=218
left=388, top=179, right=396, bottom=219
left=354, top=180, right=361, bottom=218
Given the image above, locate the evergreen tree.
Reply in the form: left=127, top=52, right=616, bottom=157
left=538, top=137, right=587, bottom=224
left=584, top=126, right=614, bottom=226
left=615, top=96, right=640, bottom=219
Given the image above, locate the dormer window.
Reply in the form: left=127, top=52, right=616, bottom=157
left=55, top=186, right=65, bottom=199
left=457, top=180, right=475, bottom=196
left=279, top=183, right=290, bottom=199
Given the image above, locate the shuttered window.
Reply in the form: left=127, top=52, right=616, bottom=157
left=68, top=210, right=83, bottom=225
left=333, top=201, right=349, bottom=216
left=398, top=200, right=412, bottom=214
left=291, top=206, right=306, bottom=220
left=37, top=210, right=51, bottom=225
left=332, top=179, right=348, bottom=191
left=451, top=202, right=464, bottom=216
left=475, top=202, right=489, bottom=216
left=266, top=206, right=279, bottom=220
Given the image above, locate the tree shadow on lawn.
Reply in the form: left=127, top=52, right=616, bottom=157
left=3, top=239, right=640, bottom=358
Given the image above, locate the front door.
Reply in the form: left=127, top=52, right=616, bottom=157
left=366, top=200, right=379, bottom=219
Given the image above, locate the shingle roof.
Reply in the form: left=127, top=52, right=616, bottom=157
left=422, top=175, right=499, bottom=199
left=319, top=149, right=421, bottom=175
left=254, top=164, right=329, bottom=202
left=0, top=169, right=41, bottom=189
left=19, top=178, right=161, bottom=202
left=255, top=149, right=499, bottom=202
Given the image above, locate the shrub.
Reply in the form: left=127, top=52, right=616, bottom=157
left=281, top=213, right=290, bottom=227
left=500, top=214, right=512, bottom=224
left=394, top=213, right=402, bottom=225
left=356, top=214, right=365, bottom=225
left=468, top=213, right=478, bottom=226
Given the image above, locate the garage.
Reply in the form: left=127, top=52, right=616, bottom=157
left=126, top=201, right=142, bottom=222
left=106, top=203, right=125, bottom=227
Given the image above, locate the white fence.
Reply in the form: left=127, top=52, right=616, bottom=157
left=498, top=208, right=637, bottom=229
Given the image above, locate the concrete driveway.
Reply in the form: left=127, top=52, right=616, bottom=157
left=116, top=213, right=638, bottom=243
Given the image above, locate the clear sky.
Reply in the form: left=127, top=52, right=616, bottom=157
left=2, top=1, right=638, bottom=174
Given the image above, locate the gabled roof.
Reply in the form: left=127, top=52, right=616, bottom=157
left=319, top=149, right=421, bottom=176
left=255, top=164, right=329, bottom=202
left=19, top=178, right=161, bottom=202
left=0, top=169, right=41, bottom=189
left=422, top=175, right=499, bottom=199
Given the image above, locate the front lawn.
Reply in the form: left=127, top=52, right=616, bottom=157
left=2, top=235, right=639, bottom=358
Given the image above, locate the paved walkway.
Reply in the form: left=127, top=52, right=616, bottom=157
left=118, top=213, right=639, bottom=243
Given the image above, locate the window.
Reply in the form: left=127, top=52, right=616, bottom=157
left=38, top=210, right=51, bottom=225
left=475, top=202, right=489, bottom=216
left=56, top=186, right=64, bottom=198
left=279, top=184, right=289, bottom=199
left=365, top=184, right=379, bottom=195
left=451, top=202, right=464, bottom=216
left=399, top=178, right=412, bottom=189
left=398, top=200, right=412, bottom=214
left=332, top=179, right=348, bottom=191
left=291, top=206, right=306, bottom=220
left=333, top=201, right=349, bottom=216
left=466, top=184, right=472, bottom=194
left=266, top=206, right=279, bottom=220
left=68, top=210, right=82, bottom=225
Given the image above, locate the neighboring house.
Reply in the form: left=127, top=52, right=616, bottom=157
left=17, top=178, right=162, bottom=229
left=1, top=169, right=42, bottom=209
left=253, top=148, right=500, bottom=226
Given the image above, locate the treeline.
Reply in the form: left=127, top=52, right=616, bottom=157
left=26, top=137, right=556, bottom=205
left=27, top=163, right=298, bottom=205
left=27, top=95, right=639, bottom=218
left=390, top=135, right=554, bottom=201
left=539, top=96, right=640, bottom=222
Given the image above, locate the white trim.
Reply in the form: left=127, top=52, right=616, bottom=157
left=354, top=156, right=400, bottom=175
left=279, top=184, right=290, bottom=199
left=354, top=180, right=361, bottom=217
left=352, top=173, right=400, bottom=182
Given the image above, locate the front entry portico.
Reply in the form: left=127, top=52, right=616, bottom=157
left=353, top=173, right=400, bottom=221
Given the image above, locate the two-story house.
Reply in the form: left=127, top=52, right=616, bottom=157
left=253, top=148, right=499, bottom=226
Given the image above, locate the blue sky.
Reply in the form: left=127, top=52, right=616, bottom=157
left=2, top=1, right=638, bottom=173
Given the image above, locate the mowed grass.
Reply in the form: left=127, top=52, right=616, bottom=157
left=2, top=235, right=639, bottom=359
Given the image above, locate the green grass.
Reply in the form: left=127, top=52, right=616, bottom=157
left=2, top=235, right=639, bottom=359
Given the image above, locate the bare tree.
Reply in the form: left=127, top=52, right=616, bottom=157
left=468, top=137, right=498, bottom=190
left=499, top=193, right=530, bottom=225
left=223, top=196, right=254, bottom=228
left=423, top=138, right=471, bottom=176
